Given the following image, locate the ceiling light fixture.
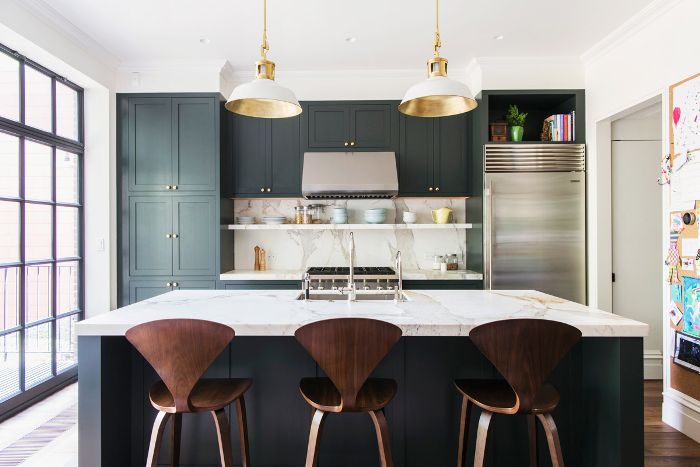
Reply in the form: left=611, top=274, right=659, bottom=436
left=200, top=38, right=211, bottom=44
left=345, top=37, right=357, bottom=43
left=225, top=0, right=301, bottom=118
left=399, top=0, right=478, bottom=118
left=493, top=34, right=504, bottom=41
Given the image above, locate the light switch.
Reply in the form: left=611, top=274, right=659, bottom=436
left=97, top=238, right=105, bottom=252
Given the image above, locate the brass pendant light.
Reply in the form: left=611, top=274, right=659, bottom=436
left=225, top=0, right=301, bottom=118
left=399, top=0, right=477, bottom=118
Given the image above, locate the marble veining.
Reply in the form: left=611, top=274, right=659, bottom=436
left=230, top=198, right=474, bottom=272
left=77, top=289, right=649, bottom=337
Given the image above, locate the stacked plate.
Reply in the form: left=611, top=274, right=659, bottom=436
left=236, top=216, right=256, bottom=225
left=262, top=216, right=287, bottom=225
left=364, top=208, right=387, bottom=224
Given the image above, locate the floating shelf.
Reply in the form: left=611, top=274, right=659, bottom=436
left=222, top=223, right=475, bottom=231
left=220, top=269, right=484, bottom=281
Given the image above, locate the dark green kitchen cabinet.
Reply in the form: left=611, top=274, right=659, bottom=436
left=398, top=112, right=471, bottom=196
left=128, top=279, right=216, bottom=303
left=303, top=102, right=397, bottom=151
left=127, top=96, right=217, bottom=192
left=128, top=196, right=216, bottom=277
left=228, top=114, right=301, bottom=197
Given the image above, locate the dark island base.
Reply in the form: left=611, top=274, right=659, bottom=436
left=79, top=336, right=643, bottom=467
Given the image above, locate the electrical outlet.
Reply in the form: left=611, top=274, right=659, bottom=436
left=97, top=238, right=105, bottom=252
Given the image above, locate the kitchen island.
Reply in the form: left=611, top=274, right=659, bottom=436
left=78, top=290, right=648, bottom=467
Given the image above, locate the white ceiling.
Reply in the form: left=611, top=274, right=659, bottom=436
left=40, top=0, right=655, bottom=71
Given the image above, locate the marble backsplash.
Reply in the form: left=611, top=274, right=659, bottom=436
left=230, top=198, right=473, bottom=271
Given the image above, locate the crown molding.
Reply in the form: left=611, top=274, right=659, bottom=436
left=472, top=56, right=583, bottom=66
left=12, top=0, right=120, bottom=70
left=581, top=0, right=684, bottom=65
left=118, top=59, right=229, bottom=73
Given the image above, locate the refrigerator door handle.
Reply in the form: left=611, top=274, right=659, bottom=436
left=485, top=181, right=493, bottom=290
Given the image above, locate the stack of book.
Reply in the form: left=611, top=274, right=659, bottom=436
left=546, top=111, right=575, bottom=142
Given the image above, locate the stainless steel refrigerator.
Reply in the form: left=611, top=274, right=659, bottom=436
left=484, top=144, right=586, bottom=304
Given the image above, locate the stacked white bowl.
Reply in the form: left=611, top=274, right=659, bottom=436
left=364, top=208, right=387, bottom=224
left=332, top=207, right=348, bottom=224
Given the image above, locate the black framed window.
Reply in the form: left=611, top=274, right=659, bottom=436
left=0, top=43, right=83, bottom=413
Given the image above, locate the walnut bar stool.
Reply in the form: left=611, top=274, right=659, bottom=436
left=455, top=319, right=581, bottom=467
left=295, top=318, right=402, bottom=467
left=126, top=319, right=251, bottom=467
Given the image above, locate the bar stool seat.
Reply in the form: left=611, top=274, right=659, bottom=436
left=454, top=380, right=560, bottom=415
left=300, top=377, right=397, bottom=413
left=149, top=378, right=253, bottom=413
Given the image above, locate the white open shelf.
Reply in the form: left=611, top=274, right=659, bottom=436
left=219, top=269, right=484, bottom=281
left=222, top=223, right=475, bottom=231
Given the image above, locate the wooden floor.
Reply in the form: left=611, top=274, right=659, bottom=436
left=645, top=380, right=700, bottom=466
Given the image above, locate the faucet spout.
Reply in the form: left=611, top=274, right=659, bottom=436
left=348, top=232, right=356, bottom=301
left=395, top=250, right=404, bottom=302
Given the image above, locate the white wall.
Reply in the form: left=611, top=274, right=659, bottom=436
left=582, top=0, right=700, bottom=440
left=0, top=0, right=117, bottom=316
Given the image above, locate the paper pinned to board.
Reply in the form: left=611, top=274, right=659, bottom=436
left=671, top=213, right=684, bottom=232
left=672, top=283, right=683, bottom=302
left=682, top=257, right=695, bottom=271
left=682, top=238, right=700, bottom=257
left=669, top=301, right=684, bottom=325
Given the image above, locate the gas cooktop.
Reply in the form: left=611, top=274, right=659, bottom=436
left=306, top=267, right=395, bottom=276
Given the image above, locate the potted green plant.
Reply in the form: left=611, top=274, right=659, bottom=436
left=505, top=105, right=528, bottom=142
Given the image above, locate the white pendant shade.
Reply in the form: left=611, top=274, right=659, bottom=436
left=225, top=78, right=301, bottom=119
left=399, top=76, right=477, bottom=118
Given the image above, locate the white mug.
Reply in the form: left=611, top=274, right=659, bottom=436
left=403, top=211, right=417, bottom=223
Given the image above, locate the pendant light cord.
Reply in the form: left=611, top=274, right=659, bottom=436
left=260, top=0, right=269, bottom=59
left=433, top=0, right=441, bottom=57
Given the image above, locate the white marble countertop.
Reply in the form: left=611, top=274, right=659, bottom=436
left=77, top=289, right=649, bottom=337
left=219, top=269, right=484, bottom=281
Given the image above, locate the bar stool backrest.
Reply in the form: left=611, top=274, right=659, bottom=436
left=295, top=318, right=402, bottom=411
left=469, top=318, right=581, bottom=413
left=126, top=319, right=235, bottom=413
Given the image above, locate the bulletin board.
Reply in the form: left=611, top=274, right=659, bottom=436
left=668, top=73, right=700, bottom=399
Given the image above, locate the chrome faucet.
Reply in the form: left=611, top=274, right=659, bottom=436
left=347, top=232, right=356, bottom=301
left=303, top=272, right=311, bottom=300
left=394, top=250, right=404, bottom=302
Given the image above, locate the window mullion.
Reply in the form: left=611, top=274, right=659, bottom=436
left=51, top=145, right=57, bottom=377
left=18, top=136, right=25, bottom=393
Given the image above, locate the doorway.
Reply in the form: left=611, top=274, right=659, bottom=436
left=611, top=102, right=663, bottom=379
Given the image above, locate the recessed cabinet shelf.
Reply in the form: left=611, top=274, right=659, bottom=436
left=222, top=223, right=475, bottom=231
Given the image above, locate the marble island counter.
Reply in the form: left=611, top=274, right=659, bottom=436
left=79, top=288, right=647, bottom=467
left=77, top=289, right=647, bottom=337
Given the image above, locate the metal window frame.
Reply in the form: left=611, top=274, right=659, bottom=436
left=0, top=43, right=84, bottom=417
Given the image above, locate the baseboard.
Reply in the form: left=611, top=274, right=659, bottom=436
left=644, top=350, right=663, bottom=379
left=663, top=390, right=700, bottom=443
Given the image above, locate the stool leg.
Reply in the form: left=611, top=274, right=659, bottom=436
left=369, top=409, right=394, bottom=467
left=212, top=409, right=234, bottom=467
left=527, top=414, right=537, bottom=467
left=473, top=410, right=493, bottom=467
left=457, top=396, right=472, bottom=467
left=235, top=397, right=250, bottom=467
left=146, top=411, right=171, bottom=467
left=536, top=413, right=564, bottom=467
left=171, top=413, right=182, bottom=467
left=305, top=409, right=327, bottom=467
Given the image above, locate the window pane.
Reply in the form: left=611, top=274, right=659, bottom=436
left=0, top=268, right=19, bottom=330
left=0, top=332, right=20, bottom=401
left=57, top=261, right=79, bottom=314
left=56, top=150, right=79, bottom=203
left=0, top=201, right=20, bottom=263
left=24, top=66, right=52, bottom=132
left=56, top=82, right=79, bottom=141
left=25, top=264, right=52, bottom=324
left=57, top=207, right=79, bottom=258
left=25, top=322, right=52, bottom=388
left=57, top=314, right=77, bottom=372
left=0, top=132, right=19, bottom=197
left=0, top=53, right=19, bottom=121
left=25, top=203, right=52, bottom=261
left=25, top=141, right=52, bottom=201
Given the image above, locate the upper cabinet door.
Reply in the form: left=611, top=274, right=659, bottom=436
left=172, top=98, right=217, bottom=191
left=306, top=104, right=350, bottom=149
left=269, top=116, right=301, bottom=196
left=234, top=115, right=268, bottom=195
left=128, top=98, right=172, bottom=191
left=172, top=196, right=216, bottom=276
left=434, top=114, right=469, bottom=195
left=350, top=104, right=393, bottom=149
left=129, top=196, right=173, bottom=276
left=399, top=115, right=434, bottom=195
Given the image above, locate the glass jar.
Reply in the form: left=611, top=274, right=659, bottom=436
left=432, top=255, right=443, bottom=270
left=294, top=206, right=305, bottom=224
left=447, top=254, right=459, bottom=271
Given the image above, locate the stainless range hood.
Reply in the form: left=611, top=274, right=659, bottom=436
left=302, top=152, right=398, bottom=199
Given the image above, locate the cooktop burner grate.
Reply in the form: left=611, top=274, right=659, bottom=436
left=306, top=266, right=396, bottom=275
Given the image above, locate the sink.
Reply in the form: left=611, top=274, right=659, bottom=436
left=296, top=292, right=408, bottom=302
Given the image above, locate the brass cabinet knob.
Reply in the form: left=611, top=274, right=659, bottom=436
left=350, top=141, right=356, bottom=146
left=266, top=188, right=271, bottom=192
left=165, top=233, right=172, bottom=238
left=435, top=187, right=440, bottom=192
left=344, top=142, right=349, bottom=147
left=428, top=187, right=434, bottom=192
left=260, top=187, right=265, bottom=192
